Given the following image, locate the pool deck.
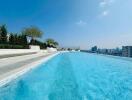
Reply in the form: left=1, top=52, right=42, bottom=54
left=0, top=52, right=59, bottom=87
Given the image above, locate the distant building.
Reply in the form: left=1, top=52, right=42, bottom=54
left=97, top=49, right=108, bottom=54
left=122, top=46, right=132, bottom=57
left=91, top=46, right=97, bottom=53
left=107, top=48, right=122, bottom=56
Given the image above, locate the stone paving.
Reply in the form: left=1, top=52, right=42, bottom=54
left=0, top=53, right=51, bottom=76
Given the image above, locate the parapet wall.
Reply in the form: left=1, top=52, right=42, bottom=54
left=0, top=46, right=57, bottom=58
left=0, top=45, right=41, bottom=56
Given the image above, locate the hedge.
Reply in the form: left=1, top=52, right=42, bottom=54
left=0, top=44, right=29, bottom=49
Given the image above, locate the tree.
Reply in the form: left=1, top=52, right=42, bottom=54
left=54, top=41, right=59, bottom=47
left=22, top=26, right=43, bottom=43
left=9, top=33, right=14, bottom=44
left=14, top=34, right=18, bottom=45
left=45, top=38, right=59, bottom=48
left=0, top=25, right=7, bottom=43
left=9, top=33, right=28, bottom=45
left=21, top=34, right=27, bottom=45
left=45, top=39, right=54, bottom=47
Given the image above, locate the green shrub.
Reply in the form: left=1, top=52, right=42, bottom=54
left=30, top=39, right=47, bottom=49
left=0, top=44, right=29, bottom=49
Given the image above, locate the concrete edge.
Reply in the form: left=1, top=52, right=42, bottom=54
left=0, top=52, right=60, bottom=87
left=0, top=52, right=37, bottom=59
left=81, top=51, right=132, bottom=62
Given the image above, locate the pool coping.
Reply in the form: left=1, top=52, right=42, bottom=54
left=0, top=52, right=60, bottom=87
left=81, top=52, right=132, bottom=62
left=92, top=53, right=132, bottom=62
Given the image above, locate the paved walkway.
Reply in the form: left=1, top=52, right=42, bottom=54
left=0, top=52, right=37, bottom=59
left=0, top=53, right=52, bottom=76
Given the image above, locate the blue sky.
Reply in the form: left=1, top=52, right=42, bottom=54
left=0, top=0, right=132, bottom=49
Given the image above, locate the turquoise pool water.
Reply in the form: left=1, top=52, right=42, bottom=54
left=0, top=52, right=132, bottom=100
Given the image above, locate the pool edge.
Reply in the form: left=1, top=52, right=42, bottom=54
left=0, top=52, right=61, bottom=87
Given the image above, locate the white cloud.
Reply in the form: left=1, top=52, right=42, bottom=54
left=109, top=0, right=115, bottom=3
left=99, top=0, right=115, bottom=7
left=76, top=20, right=87, bottom=26
left=100, top=1, right=107, bottom=7
left=99, top=0, right=115, bottom=17
left=102, top=10, right=109, bottom=16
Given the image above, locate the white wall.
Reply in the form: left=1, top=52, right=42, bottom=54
left=0, top=49, right=37, bottom=56
left=0, top=45, right=41, bottom=56
left=0, top=46, right=58, bottom=56
left=29, top=45, right=40, bottom=51
left=47, top=47, right=57, bottom=53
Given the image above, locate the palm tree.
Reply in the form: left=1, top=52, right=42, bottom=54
left=45, top=38, right=59, bottom=48
left=54, top=41, right=59, bottom=47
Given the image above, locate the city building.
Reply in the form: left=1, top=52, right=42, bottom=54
left=97, top=47, right=122, bottom=56
left=122, top=46, right=132, bottom=57
left=97, top=49, right=108, bottom=54
left=107, top=48, right=122, bottom=56
left=91, top=46, right=97, bottom=53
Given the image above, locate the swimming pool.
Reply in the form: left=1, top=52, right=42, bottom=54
left=0, top=52, right=132, bottom=100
